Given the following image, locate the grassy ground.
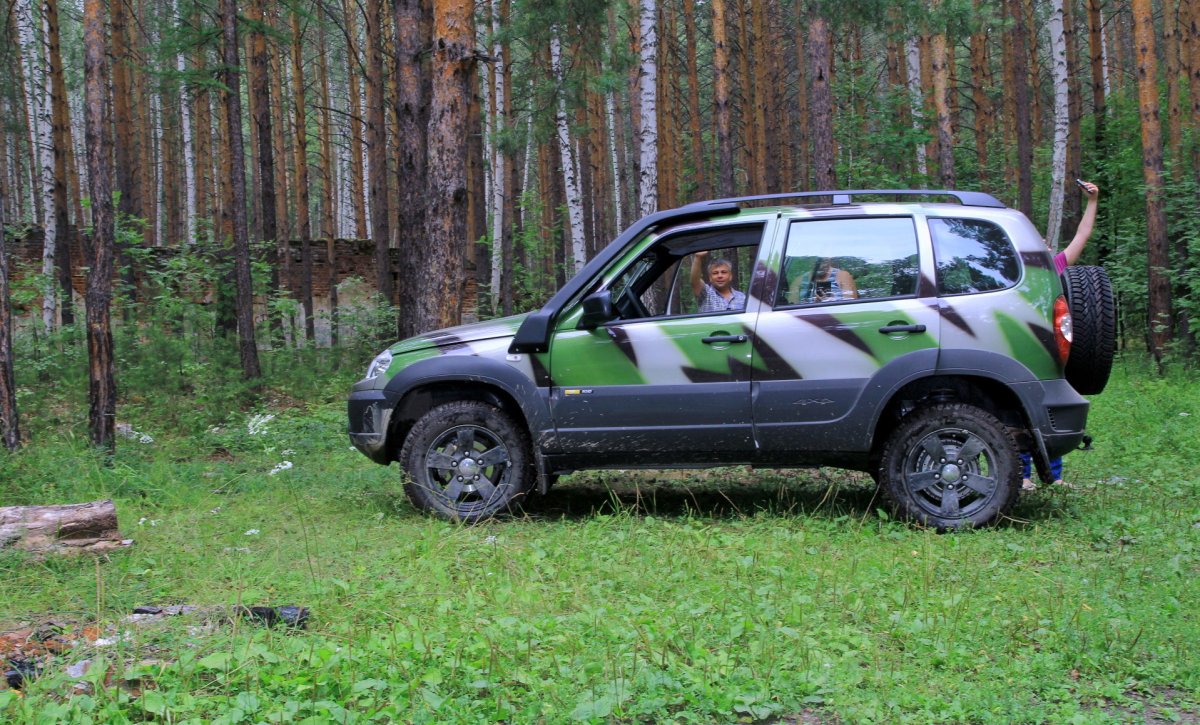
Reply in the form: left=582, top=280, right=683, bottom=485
left=1, top=355, right=1198, bottom=723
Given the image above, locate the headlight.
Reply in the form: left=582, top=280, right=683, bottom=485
left=364, top=350, right=393, bottom=380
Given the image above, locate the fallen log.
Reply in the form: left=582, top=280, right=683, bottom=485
left=0, top=500, right=132, bottom=555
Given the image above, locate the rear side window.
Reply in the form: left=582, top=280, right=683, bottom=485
left=776, top=217, right=920, bottom=307
left=930, top=218, right=1019, bottom=295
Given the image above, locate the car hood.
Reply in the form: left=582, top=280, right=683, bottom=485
left=389, top=313, right=529, bottom=355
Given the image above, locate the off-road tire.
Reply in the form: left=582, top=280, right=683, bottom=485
left=1062, top=265, right=1116, bottom=395
left=879, top=403, right=1021, bottom=531
left=399, top=401, right=532, bottom=522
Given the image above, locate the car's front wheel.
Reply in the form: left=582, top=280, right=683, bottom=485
left=879, top=403, right=1020, bottom=530
left=399, top=401, right=532, bottom=522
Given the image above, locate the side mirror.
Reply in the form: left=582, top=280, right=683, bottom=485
left=578, top=291, right=616, bottom=329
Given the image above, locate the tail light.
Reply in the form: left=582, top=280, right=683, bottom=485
left=1053, top=295, right=1072, bottom=365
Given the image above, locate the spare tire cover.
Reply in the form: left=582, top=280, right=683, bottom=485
left=1061, top=265, right=1116, bottom=395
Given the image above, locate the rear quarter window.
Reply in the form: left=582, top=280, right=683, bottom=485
left=929, top=218, right=1020, bottom=295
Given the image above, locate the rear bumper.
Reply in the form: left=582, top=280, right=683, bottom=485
left=1014, top=378, right=1090, bottom=460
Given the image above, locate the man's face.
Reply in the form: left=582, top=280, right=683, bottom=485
left=709, top=263, right=732, bottom=291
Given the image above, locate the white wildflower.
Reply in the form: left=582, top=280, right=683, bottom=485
left=244, top=529, right=260, bottom=536
left=282, top=449, right=295, bottom=456
left=247, top=413, right=276, bottom=436
left=484, top=535, right=497, bottom=545
left=139, top=434, right=154, bottom=444
left=1180, top=412, right=1191, bottom=417
left=269, top=461, right=294, bottom=476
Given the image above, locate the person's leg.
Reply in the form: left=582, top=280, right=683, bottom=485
left=1049, top=456, right=1064, bottom=484
left=1020, top=453, right=1035, bottom=490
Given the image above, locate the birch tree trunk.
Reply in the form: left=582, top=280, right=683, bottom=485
left=17, top=0, right=57, bottom=332
left=1045, top=0, right=1069, bottom=250
left=905, top=37, right=927, bottom=177
left=344, top=0, right=367, bottom=240
left=82, top=0, right=116, bottom=453
left=1130, top=0, right=1171, bottom=366
left=550, top=32, right=585, bottom=273
left=605, top=92, right=623, bottom=230
left=177, top=1, right=195, bottom=243
left=489, top=0, right=506, bottom=314
left=637, top=0, right=658, bottom=217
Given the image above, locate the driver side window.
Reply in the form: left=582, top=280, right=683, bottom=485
left=605, top=224, right=765, bottom=322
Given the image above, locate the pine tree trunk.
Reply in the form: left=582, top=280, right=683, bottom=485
left=970, top=14, right=991, bottom=176
left=1164, top=2, right=1183, bottom=168
left=221, top=0, right=263, bottom=381
left=418, top=0, right=471, bottom=330
left=394, top=0, right=429, bottom=338
left=683, top=0, right=705, bottom=199
left=247, top=0, right=280, bottom=334
left=1064, top=0, right=1083, bottom=228
left=0, top=169, right=20, bottom=451
left=931, top=29, right=955, bottom=188
left=713, top=0, right=734, bottom=197
left=1008, top=0, right=1034, bottom=216
left=750, top=0, right=770, bottom=194
left=1045, top=0, right=1069, bottom=250
left=83, top=0, right=116, bottom=453
left=45, top=0, right=73, bottom=325
left=1087, top=0, right=1107, bottom=151
left=290, top=9, right=314, bottom=342
left=364, top=0, right=392, bottom=307
left=1131, top=0, right=1171, bottom=365
left=795, top=0, right=809, bottom=190
left=809, top=15, right=836, bottom=190
left=190, top=14, right=213, bottom=241
left=317, top=20, right=337, bottom=344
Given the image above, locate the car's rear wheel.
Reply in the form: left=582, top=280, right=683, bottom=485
left=399, top=401, right=531, bottom=522
left=1062, top=265, right=1116, bottom=394
left=879, top=403, right=1020, bottom=530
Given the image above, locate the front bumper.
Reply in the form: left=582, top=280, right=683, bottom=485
left=347, top=388, right=399, bottom=464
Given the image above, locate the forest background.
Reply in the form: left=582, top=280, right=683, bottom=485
left=0, top=0, right=1199, bottom=450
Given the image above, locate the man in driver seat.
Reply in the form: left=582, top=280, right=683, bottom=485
left=690, top=250, right=747, bottom=313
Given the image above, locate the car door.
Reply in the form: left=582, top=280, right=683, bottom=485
left=751, top=215, right=941, bottom=458
left=546, top=222, right=770, bottom=464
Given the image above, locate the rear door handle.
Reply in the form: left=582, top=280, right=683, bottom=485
left=878, top=324, right=926, bottom=334
left=702, top=334, right=748, bottom=344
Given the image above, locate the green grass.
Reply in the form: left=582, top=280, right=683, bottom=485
left=1, top=356, right=1198, bottom=723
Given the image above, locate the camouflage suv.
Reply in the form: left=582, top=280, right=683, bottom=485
left=349, top=190, right=1108, bottom=529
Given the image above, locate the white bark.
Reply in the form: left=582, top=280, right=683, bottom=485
left=1099, top=7, right=1110, bottom=99
left=176, top=0, right=195, bottom=243
left=489, top=0, right=504, bottom=309
left=520, top=102, right=533, bottom=230
left=905, top=36, right=927, bottom=177
left=637, top=0, right=658, bottom=218
left=551, top=32, right=586, bottom=273
left=24, top=0, right=57, bottom=332
left=1045, top=0, right=1069, bottom=251
left=606, top=91, right=623, bottom=232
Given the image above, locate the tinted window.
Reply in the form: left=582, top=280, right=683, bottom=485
left=777, top=217, right=919, bottom=306
left=930, top=218, right=1019, bottom=295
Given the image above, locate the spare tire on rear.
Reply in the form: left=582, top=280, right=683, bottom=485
left=1061, top=265, right=1116, bottom=394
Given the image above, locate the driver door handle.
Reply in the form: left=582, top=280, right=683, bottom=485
left=878, top=324, right=926, bottom=334
left=702, top=334, right=748, bottom=344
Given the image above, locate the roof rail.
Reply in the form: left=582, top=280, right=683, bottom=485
left=681, top=189, right=1006, bottom=209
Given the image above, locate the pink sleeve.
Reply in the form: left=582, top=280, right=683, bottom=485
left=1053, top=252, right=1068, bottom=275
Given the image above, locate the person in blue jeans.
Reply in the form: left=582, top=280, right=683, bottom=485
left=1021, top=452, right=1063, bottom=491
left=1023, top=179, right=1100, bottom=492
